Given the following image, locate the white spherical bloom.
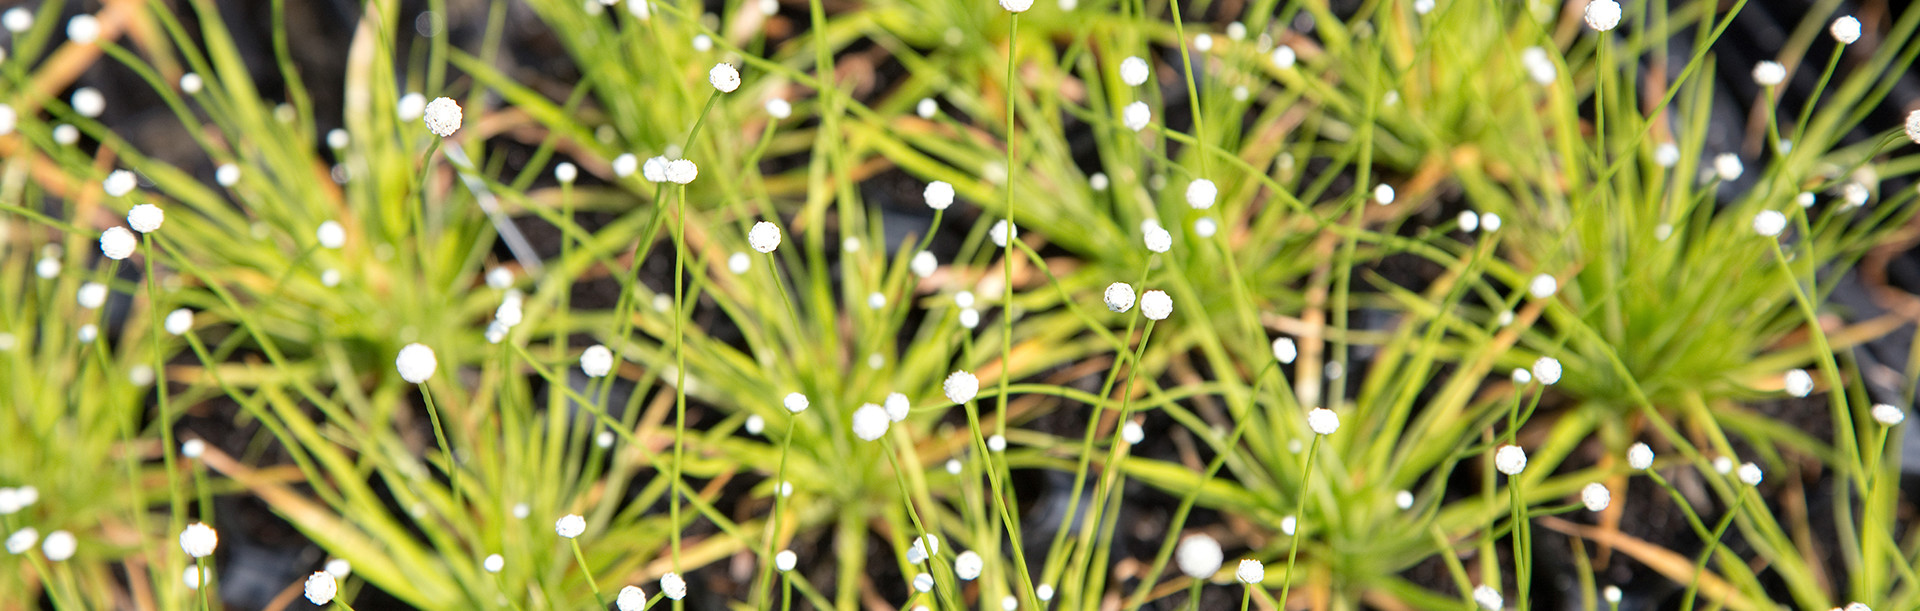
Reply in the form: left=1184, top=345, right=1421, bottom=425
left=617, top=585, right=647, bottom=611
left=182, top=565, right=210, bottom=589
left=33, top=257, right=58, bottom=279
left=910, top=251, right=937, bottom=278
left=1494, top=445, right=1527, bottom=475
left=1269, top=337, right=1298, bottom=363
left=1473, top=584, right=1503, bottom=610
left=1713, top=456, right=1733, bottom=474
left=78, top=324, right=98, bottom=343
left=1751, top=61, right=1786, bottom=87
left=214, top=163, right=241, bottom=187
left=1872, top=403, right=1905, bottom=426
left=1037, top=584, right=1055, bottom=601
left=1119, top=56, right=1150, bottom=86
left=305, top=572, right=338, bottom=605
left=765, top=98, right=793, bottom=119
left=987, top=434, right=1007, bottom=452
left=1236, top=559, right=1264, bottom=584
left=324, top=128, right=350, bottom=150
left=130, top=364, right=156, bottom=387
left=917, top=98, right=938, bottom=119
left=1603, top=586, right=1622, bottom=603
left=164, top=308, right=195, bottom=336
left=776, top=550, right=797, bottom=572
left=666, top=159, right=698, bottom=184
left=77, top=282, right=108, bottom=309
left=1452, top=210, right=1479, bottom=233
left=555, top=514, right=586, bottom=538
left=41, top=530, right=75, bottom=561
left=852, top=403, right=890, bottom=441
left=1527, top=274, right=1558, bottom=299
left=913, top=573, right=934, bottom=592
left=2, top=8, right=32, bottom=33
left=395, top=343, right=437, bottom=384
left=955, top=291, right=976, bottom=309
left=1121, top=421, right=1144, bottom=444
left=783, top=392, right=811, bottom=413
left=1186, top=178, right=1218, bottom=209
left=1395, top=489, right=1414, bottom=509
left=483, top=553, right=504, bottom=573
left=1175, top=534, right=1222, bottom=578
left=1123, top=101, right=1151, bottom=132
left=1000, top=0, right=1032, bottom=13
left=1271, top=45, right=1296, bottom=69
left=1654, top=142, right=1680, bottom=167
left=1831, top=16, right=1860, bottom=45
left=1713, top=153, right=1744, bottom=181
left=67, top=14, right=100, bottom=44
left=1531, top=357, right=1562, bottom=385
left=1581, top=482, right=1611, bottom=512
left=1226, top=21, right=1247, bottom=40
left=314, top=220, right=347, bottom=249
left=100, top=227, right=138, bottom=260
left=1737, top=462, right=1763, bottom=485
left=180, top=523, right=218, bottom=558
left=907, top=534, right=939, bottom=563
left=549, top=162, right=579, bottom=185
left=924, top=181, right=955, bottom=210
left=748, top=221, right=782, bottom=253
left=1104, top=282, right=1137, bottom=313
left=581, top=345, right=615, bottom=377
left=485, top=267, right=513, bottom=290
left=1090, top=172, right=1110, bottom=191
left=1511, top=368, right=1532, bottom=385
left=1900, top=111, right=1920, bottom=147
left=945, top=370, right=980, bottom=404
left=422, top=97, right=462, bottom=137
left=884, top=392, right=912, bottom=422
left=990, top=219, right=1017, bottom=247
left=725, top=251, right=751, bottom=275
left=0, top=103, right=13, bottom=137
left=1373, top=183, right=1395, bottom=205
left=1140, top=290, right=1172, bottom=320
left=1194, top=217, right=1217, bottom=239
left=1194, top=33, right=1213, bottom=52
left=1145, top=225, right=1173, bottom=253
left=709, top=63, right=742, bottom=93
left=744, top=414, right=765, bottom=435
left=1307, top=407, right=1340, bottom=435
left=1784, top=368, right=1814, bottom=397
left=1521, top=47, right=1556, bottom=85
left=954, top=551, right=984, bottom=580
left=1481, top=212, right=1503, bottom=232
left=128, top=204, right=165, bottom=233
left=52, top=123, right=79, bottom=145
left=867, top=292, right=887, bottom=310
left=608, top=153, right=638, bottom=178
left=6, top=528, right=36, bottom=554
left=1748, top=209, right=1791, bottom=237
left=182, top=439, right=206, bottom=458
left=396, top=93, right=426, bottom=121
left=1843, top=182, right=1870, bottom=208
left=1844, top=603, right=1871, bottom=611
left=103, top=170, right=138, bottom=197
left=1583, top=0, right=1621, bottom=31
left=73, top=88, right=107, bottom=117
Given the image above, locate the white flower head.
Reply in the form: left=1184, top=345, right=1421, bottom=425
left=1583, top=0, right=1621, bottom=32
left=917, top=98, right=938, bottom=119
left=215, top=164, right=241, bottom=187
left=661, top=572, right=687, bottom=600
left=1752, top=61, right=1786, bottom=87
left=990, top=219, right=1017, bottom=247
left=1481, top=212, right=1503, bottom=231
left=1581, top=482, right=1611, bottom=512
left=180, top=522, right=218, bottom=558
left=945, top=370, right=980, bottom=404
left=1119, top=56, right=1150, bottom=86
left=182, top=439, right=206, bottom=458
left=924, top=181, right=955, bottom=210
left=1521, top=47, right=1556, bottom=85
left=617, top=585, right=647, bottom=611
left=1714, top=153, right=1744, bottom=181
left=1511, top=368, right=1532, bottom=385
left=1307, top=407, right=1340, bottom=435
left=913, top=573, right=934, bottom=592
left=1603, top=586, right=1622, bottom=603
left=555, top=514, right=586, bottom=538
left=852, top=403, right=890, bottom=441
left=907, top=534, right=939, bottom=563
left=553, top=162, right=579, bottom=184
left=1872, top=403, right=1905, bottom=426
left=1175, top=533, right=1222, bottom=578
left=1627, top=442, right=1653, bottom=469
left=104, top=170, right=138, bottom=197
left=1000, top=0, right=1032, bottom=13
left=1090, top=172, right=1109, bottom=191
left=1373, top=183, right=1395, bottom=205
left=709, top=63, right=742, bottom=93
left=1831, top=16, right=1861, bottom=45
left=483, top=553, right=504, bottom=573
left=1906, top=110, right=1920, bottom=146
left=1844, top=603, right=1871, bottom=611
left=1654, top=142, right=1680, bottom=167
left=2, top=8, right=32, bottom=33
left=1195, top=217, right=1218, bottom=238
left=77, top=282, right=107, bottom=309
left=1104, top=282, right=1136, bottom=313
left=1186, top=178, right=1218, bottom=209
left=1395, top=489, right=1415, bottom=509
left=67, top=14, right=100, bottom=44
left=1528, top=274, right=1558, bottom=299
left=128, top=204, right=165, bottom=233
left=1140, top=290, right=1172, bottom=320
left=101, top=227, right=138, bottom=260
left=911, top=251, right=937, bottom=278
left=325, top=558, right=351, bottom=578
left=885, top=392, right=911, bottom=422
left=1737, top=462, right=1763, bottom=485
left=423, top=97, right=462, bottom=137
left=1494, top=444, right=1527, bottom=475
left=316, top=220, right=346, bottom=249
left=775, top=550, right=798, bottom=572
left=1145, top=225, right=1173, bottom=253
left=1271, top=45, right=1296, bottom=69
left=1713, top=456, right=1734, bottom=474
left=1123, top=101, right=1151, bottom=132
left=1784, top=368, right=1814, bottom=397
left=395, top=343, right=437, bottom=384
left=784, top=392, right=810, bottom=413
left=1473, top=584, right=1503, bottom=610
left=327, top=128, right=350, bottom=150
left=749, top=221, right=782, bottom=253
left=1531, top=357, right=1562, bottom=385
left=1753, top=210, right=1787, bottom=237
left=666, top=159, right=698, bottom=184
left=955, top=550, right=984, bottom=580
left=1037, top=584, right=1055, bottom=601
left=72, top=87, right=105, bottom=118
left=1271, top=337, right=1298, bottom=363
left=165, top=308, right=194, bottom=336
left=581, top=345, right=614, bottom=377
left=6, top=527, right=37, bottom=554
left=42, top=531, right=76, bottom=561
left=1193, top=33, right=1213, bottom=52
left=987, top=434, right=1007, bottom=452
left=305, top=572, right=338, bottom=605
left=182, top=565, right=209, bottom=589
left=766, top=98, right=793, bottom=119
left=1236, top=559, right=1264, bottom=584
left=745, top=414, right=765, bottom=435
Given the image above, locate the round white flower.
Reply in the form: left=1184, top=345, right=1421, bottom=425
left=1713, top=456, right=1734, bottom=474
left=1186, top=178, right=1218, bottom=209
left=6, top=527, right=37, bottom=554
left=1583, top=0, right=1621, bottom=31
left=33, top=257, right=57, bottom=279
left=987, top=434, right=1007, bottom=452
left=101, top=227, right=138, bottom=260
left=1235, top=559, right=1264, bottom=584
left=215, top=164, right=241, bottom=187
left=1104, top=282, right=1136, bottom=313
left=709, top=63, right=742, bottom=93
left=180, top=522, right=218, bottom=558
left=907, top=534, right=938, bottom=563
left=1581, top=482, right=1610, bottom=512
left=555, top=514, right=586, bottom=538
left=1831, top=16, right=1861, bottom=45
left=747, top=221, right=783, bottom=254
left=326, top=128, right=350, bottom=150
left=324, top=560, right=351, bottom=581
left=1120, top=421, right=1144, bottom=444
left=1193, top=33, right=1213, bottom=52
left=128, top=204, right=165, bottom=233
left=1473, top=584, right=1503, bottom=610
left=1844, top=603, right=1871, bottom=611
left=1119, top=56, right=1150, bottom=86
left=1306, top=407, right=1340, bottom=435
left=423, top=97, right=462, bottom=137
left=181, top=439, right=206, bottom=458
left=990, top=219, right=1017, bottom=247
left=1603, top=586, right=1622, bottom=604
left=728, top=252, right=752, bottom=274
left=1752, top=61, right=1786, bottom=87
left=1494, top=445, right=1527, bottom=475
left=923, top=180, right=956, bottom=210
left=910, top=251, right=937, bottom=278
left=552, top=161, right=579, bottom=184
left=1906, top=110, right=1920, bottom=146
left=1000, top=0, right=1032, bottom=12
left=1144, top=225, right=1173, bottom=253
left=70, top=87, right=105, bottom=118
left=1395, top=489, right=1414, bottom=509
left=1521, top=47, right=1556, bottom=85
left=867, top=292, right=887, bottom=310
left=913, top=573, right=934, bottom=592
left=776, top=550, right=797, bottom=572
left=1123, top=101, right=1151, bottom=132
left=1037, top=584, right=1055, bottom=601
left=483, top=553, right=504, bottom=573
left=1268, top=337, right=1298, bottom=364
left=2, top=8, right=32, bottom=33
left=1089, top=172, right=1109, bottom=191
left=1271, top=45, right=1296, bottom=69
left=1528, top=274, right=1558, bottom=299
left=744, top=414, right=765, bottom=435
left=395, top=343, right=437, bottom=384
left=1373, top=183, right=1395, bottom=205
left=884, top=392, right=911, bottom=422
left=103, top=170, right=138, bottom=197
left=1737, top=462, right=1763, bottom=485
left=581, top=345, right=615, bottom=377
left=1512, top=368, right=1532, bottom=385
left=486, top=267, right=514, bottom=290
left=784, top=392, right=810, bottom=413
left=617, top=585, right=647, bottom=611
left=1653, top=142, right=1680, bottom=168
left=1139, top=290, right=1172, bottom=320
left=41, top=530, right=75, bottom=561
left=182, top=565, right=209, bottom=589
left=1175, top=533, right=1222, bottom=578
left=1531, top=357, right=1562, bottom=385
left=954, top=550, right=984, bottom=580
left=917, top=98, right=938, bottom=119
left=945, top=370, right=980, bottom=404
left=1784, top=368, right=1814, bottom=397
left=852, top=403, right=890, bottom=441
left=637, top=155, right=668, bottom=182
left=1752, top=210, right=1787, bottom=237
left=77, top=282, right=107, bottom=309
left=165, top=308, right=194, bottom=336
left=305, top=572, right=338, bottom=605
left=316, top=220, right=346, bottom=249
left=766, top=98, right=792, bottom=119
left=666, top=159, right=698, bottom=184
left=1872, top=403, right=1905, bottom=426
left=1481, top=212, right=1503, bottom=231
left=67, top=14, right=100, bottom=44
left=78, top=324, right=98, bottom=343
left=1713, top=153, right=1744, bottom=181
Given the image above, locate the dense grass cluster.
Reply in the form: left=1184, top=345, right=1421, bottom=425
left=3, top=0, right=1920, bottom=609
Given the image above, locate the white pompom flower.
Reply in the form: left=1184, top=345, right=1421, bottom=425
left=1373, top=183, right=1395, bottom=205
left=483, top=553, right=504, bottom=573
left=885, top=392, right=911, bottom=422
left=1236, top=559, right=1264, bottom=584
left=1752, top=61, right=1786, bottom=87
left=911, top=251, right=937, bottom=278
left=1494, top=445, right=1527, bottom=475
left=1145, top=225, right=1173, bottom=253
left=1872, top=403, right=1905, bottom=426
left=581, top=345, right=615, bottom=377
left=555, top=514, right=586, bottom=538
left=1783, top=368, right=1814, bottom=397
left=945, top=370, right=980, bottom=404
left=1186, top=178, right=1217, bottom=209
left=104, top=170, right=138, bottom=197
left=1713, top=153, right=1744, bottom=181
left=954, top=550, right=984, bottom=580
left=1737, top=462, right=1764, bottom=485
left=305, top=571, right=338, bottom=605
left=395, top=343, right=437, bottom=384
left=77, top=282, right=107, bottom=309
left=316, top=220, right=346, bottom=249
left=990, top=219, right=1017, bottom=247
left=1119, top=56, right=1150, bottom=86
left=776, top=550, right=797, bottom=572
left=423, top=97, right=462, bottom=137
left=67, top=14, right=100, bottom=44
left=925, top=181, right=955, bottom=210
left=165, top=308, right=194, bottom=336
left=1306, top=407, right=1339, bottom=435
left=1175, top=533, right=1222, bottom=578
left=1473, top=584, right=1503, bottom=610
left=785, top=392, right=810, bottom=413
left=1752, top=210, right=1787, bottom=237
left=1000, top=0, right=1033, bottom=13
left=1272, top=337, right=1297, bottom=363
left=709, top=63, right=742, bottom=93
left=1580, top=482, right=1610, bottom=512
left=1831, top=15, right=1860, bottom=45
left=765, top=98, right=792, bottom=119
left=1528, top=274, right=1558, bottom=299
left=41, top=530, right=76, bottom=561
left=128, top=204, right=165, bottom=233
left=1583, top=0, right=1621, bottom=32
left=1123, top=101, right=1151, bottom=132
left=661, top=572, right=687, bottom=600
left=617, top=585, right=647, bottom=611
left=1905, top=110, right=1920, bottom=146
left=101, top=227, right=138, bottom=260
left=749, top=221, right=782, bottom=253
left=1139, top=290, right=1172, bottom=320
left=1627, top=442, right=1653, bottom=470
left=666, top=159, right=698, bottom=184
left=852, top=403, right=890, bottom=441
left=1531, top=357, right=1562, bottom=385
left=180, top=522, right=218, bottom=558
left=1104, top=282, right=1136, bottom=313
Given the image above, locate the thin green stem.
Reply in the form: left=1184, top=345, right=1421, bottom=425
left=419, top=384, right=459, bottom=512
left=1274, top=435, right=1322, bottom=611
left=570, top=538, right=608, bottom=609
